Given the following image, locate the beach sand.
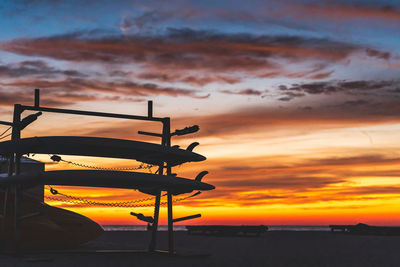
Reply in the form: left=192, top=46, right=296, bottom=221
left=1, top=231, right=400, bottom=266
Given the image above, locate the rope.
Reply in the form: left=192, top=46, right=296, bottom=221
left=0, top=126, right=11, bottom=137
left=50, top=155, right=156, bottom=173
left=0, top=133, right=11, bottom=140
left=45, top=186, right=200, bottom=208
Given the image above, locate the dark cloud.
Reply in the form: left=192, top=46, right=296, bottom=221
left=0, top=60, right=86, bottom=78
left=0, top=89, right=73, bottom=106
left=0, top=28, right=378, bottom=77
left=120, top=9, right=198, bottom=33
left=335, top=186, right=400, bottom=197
left=338, top=99, right=369, bottom=107
left=0, top=77, right=208, bottom=101
left=118, top=6, right=313, bottom=35
left=220, top=89, right=264, bottom=96
left=215, top=176, right=345, bottom=190
left=108, top=70, right=132, bottom=77
left=217, top=154, right=400, bottom=173
left=137, top=71, right=242, bottom=86
left=278, top=80, right=399, bottom=101
left=366, top=49, right=391, bottom=60
left=120, top=11, right=169, bottom=33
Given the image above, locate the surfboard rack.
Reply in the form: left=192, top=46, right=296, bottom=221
left=173, top=214, right=201, bottom=223
left=195, top=171, right=209, bottom=182
left=0, top=88, right=214, bottom=256
left=130, top=212, right=154, bottom=224
left=171, top=125, right=199, bottom=136
left=186, top=142, right=199, bottom=152
left=19, top=112, right=42, bottom=130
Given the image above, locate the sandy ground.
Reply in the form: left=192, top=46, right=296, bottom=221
left=1, top=231, right=400, bottom=266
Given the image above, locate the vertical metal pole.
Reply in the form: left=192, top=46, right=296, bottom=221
left=162, top=118, right=174, bottom=254
left=0, top=104, right=22, bottom=253
left=1, top=121, right=14, bottom=251
left=34, top=89, right=40, bottom=107
left=11, top=105, right=22, bottom=254
left=148, top=116, right=169, bottom=252
left=167, top=191, right=173, bottom=254
left=148, top=191, right=161, bottom=252
left=0, top=188, right=8, bottom=251
left=161, top=118, right=170, bottom=146
left=148, top=158, right=163, bottom=252
left=148, top=101, right=153, bottom=118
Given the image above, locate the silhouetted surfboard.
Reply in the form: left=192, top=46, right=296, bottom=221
left=0, top=170, right=215, bottom=194
left=0, top=192, right=103, bottom=250
left=0, top=136, right=206, bottom=166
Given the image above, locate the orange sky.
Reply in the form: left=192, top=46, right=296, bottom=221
left=14, top=108, right=399, bottom=226
left=1, top=0, right=400, bottom=225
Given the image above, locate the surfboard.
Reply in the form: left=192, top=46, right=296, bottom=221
left=0, top=191, right=104, bottom=250
left=0, top=170, right=215, bottom=194
left=0, top=136, right=206, bottom=166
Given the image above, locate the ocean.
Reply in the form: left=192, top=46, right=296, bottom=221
left=102, top=225, right=331, bottom=231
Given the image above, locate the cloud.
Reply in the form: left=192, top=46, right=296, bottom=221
left=285, top=3, right=400, bottom=23
left=0, top=28, right=376, bottom=77
left=336, top=186, right=400, bottom=196
left=137, top=71, right=242, bottom=86
left=0, top=89, right=73, bottom=106
left=214, top=176, right=344, bottom=190
left=220, top=89, right=265, bottom=96
left=120, top=9, right=200, bottom=34
left=118, top=6, right=312, bottom=35
left=0, top=60, right=86, bottom=78
left=193, top=154, right=400, bottom=206
left=0, top=77, right=208, bottom=104
left=181, top=106, right=400, bottom=138
left=39, top=138, right=400, bottom=208
left=45, top=153, right=400, bottom=208
left=71, top=97, right=400, bottom=141
left=277, top=80, right=400, bottom=101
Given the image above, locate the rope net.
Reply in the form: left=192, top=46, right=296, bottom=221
left=39, top=155, right=200, bottom=208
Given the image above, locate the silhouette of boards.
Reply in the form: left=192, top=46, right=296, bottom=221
left=0, top=170, right=215, bottom=194
left=0, top=191, right=103, bottom=250
left=0, top=136, right=206, bottom=166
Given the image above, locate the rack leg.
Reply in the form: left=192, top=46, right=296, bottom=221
left=1, top=186, right=17, bottom=253
left=0, top=188, right=9, bottom=252
left=148, top=192, right=161, bottom=252
left=14, top=185, right=21, bottom=254
left=167, top=191, right=173, bottom=255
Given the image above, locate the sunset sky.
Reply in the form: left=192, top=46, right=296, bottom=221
left=1, top=0, right=400, bottom=225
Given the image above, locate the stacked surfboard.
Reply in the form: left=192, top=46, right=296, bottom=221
left=0, top=136, right=214, bottom=249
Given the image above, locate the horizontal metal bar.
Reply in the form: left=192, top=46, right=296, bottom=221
left=20, top=105, right=167, bottom=123
left=130, top=212, right=154, bottom=223
left=171, top=125, right=199, bottom=136
left=138, top=131, right=163, bottom=137
left=172, top=214, right=201, bottom=223
left=0, top=120, right=13, bottom=126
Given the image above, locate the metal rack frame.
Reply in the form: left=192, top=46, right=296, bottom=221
left=0, top=89, right=190, bottom=255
